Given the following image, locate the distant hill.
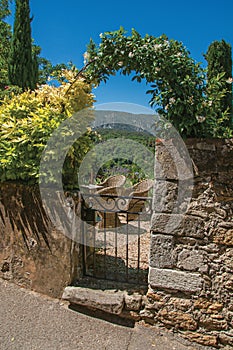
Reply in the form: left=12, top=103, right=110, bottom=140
left=92, top=110, right=158, bottom=135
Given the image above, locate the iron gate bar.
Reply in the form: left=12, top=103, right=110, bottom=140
left=103, top=212, right=107, bottom=279
left=137, top=215, right=141, bottom=284
left=126, top=214, right=129, bottom=282
left=115, top=219, right=118, bottom=281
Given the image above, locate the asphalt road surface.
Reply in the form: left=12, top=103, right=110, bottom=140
left=0, top=279, right=213, bottom=350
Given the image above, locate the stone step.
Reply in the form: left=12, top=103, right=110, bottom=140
left=62, top=286, right=125, bottom=315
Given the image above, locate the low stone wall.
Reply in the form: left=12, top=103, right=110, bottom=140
left=143, top=139, right=233, bottom=348
left=0, top=183, right=81, bottom=298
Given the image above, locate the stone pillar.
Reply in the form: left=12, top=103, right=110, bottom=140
left=145, top=139, right=233, bottom=348
left=149, top=139, right=203, bottom=294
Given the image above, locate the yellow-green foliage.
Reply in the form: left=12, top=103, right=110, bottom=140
left=0, top=69, right=95, bottom=184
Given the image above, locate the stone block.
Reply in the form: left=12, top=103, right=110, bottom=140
left=167, top=297, right=192, bottom=311
left=196, top=142, right=216, bottom=151
left=124, top=293, right=142, bottom=311
left=157, top=308, right=197, bottom=330
left=154, top=140, right=193, bottom=181
left=219, top=333, right=233, bottom=346
left=149, top=234, right=175, bottom=268
left=194, top=298, right=211, bottom=310
left=225, top=276, right=233, bottom=291
left=154, top=150, right=193, bottom=181
left=151, top=213, right=205, bottom=238
left=62, top=286, right=125, bottom=315
left=177, top=248, right=208, bottom=273
left=213, top=227, right=233, bottom=246
left=152, top=180, right=192, bottom=214
left=182, top=332, right=218, bottom=347
left=220, top=249, right=233, bottom=270
left=148, top=267, right=203, bottom=293
left=199, top=315, right=228, bottom=331
left=207, top=302, right=223, bottom=313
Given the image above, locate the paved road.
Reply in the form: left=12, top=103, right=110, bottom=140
left=0, top=279, right=211, bottom=350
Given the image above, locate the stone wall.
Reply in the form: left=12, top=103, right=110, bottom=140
left=0, top=139, right=232, bottom=348
left=143, top=139, right=233, bottom=348
left=0, top=183, right=81, bottom=298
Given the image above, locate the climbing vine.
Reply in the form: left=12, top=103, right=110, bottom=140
left=83, top=27, right=231, bottom=137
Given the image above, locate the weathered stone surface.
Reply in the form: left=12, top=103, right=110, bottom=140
left=0, top=183, right=80, bottom=298
left=182, top=332, right=218, bottom=347
left=154, top=140, right=193, bottom=181
left=167, top=297, right=192, bottom=311
left=196, top=142, right=216, bottom=151
left=149, top=234, right=175, bottom=268
left=225, top=276, right=233, bottom=291
left=194, top=298, right=212, bottom=310
left=151, top=213, right=205, bottom=238
left=124, top=293, right=142, bottom=311
left=146, top=301, right=165, bottom=312
left=213, top=227, right=233, bottom=246
left=219, top=332, right=233, bottom=346
left=157, top=308, right=197, bottom=330
left=121, top=310, right=141, bottom=321
left=146, top=289, right=164, bottom=301
left=177, top=248, right=208, bottom=273
left=143, top=140, right=232, bottom=341
left=218, top=249, right=233, bottom=270
left=62, top=286, right=125, bottom=314
left=152, top=180, right=192, bottom=214
left=139, top=309, right=155, bottom=323
left=199, top=315, right=228, bottom=331
left=186, top=139, right=219, bottom=174
left=207, top=302, right=223, bottom=313
left=148, top=267, right=203, bottom=293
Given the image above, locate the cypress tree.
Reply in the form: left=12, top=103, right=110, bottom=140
left=205, top=40, right=232, bottom=124
left=8, top=0, right=38, bottom=90
left=0, top=0, right=11, bottom=89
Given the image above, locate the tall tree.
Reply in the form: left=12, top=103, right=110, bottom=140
left=8, top=0, right=38, bottom=90
left=0, top=0, right=11, bottom=89
left=205, top=40, right=232, bottom=124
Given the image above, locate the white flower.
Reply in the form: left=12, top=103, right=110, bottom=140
left=99, top=33, right=103, bottom=38
left=188, top=96, right=194, bottom=105
left=117, top=61, right=124, bottom=67
left=128, top=52, right=134, bottom=58
left=196, top=115, right=206, bottom=123
left=169, top=97, right=176, bottom=105
left=154, top=44, right=162, bottom=51
left=226, top=77, right=233, bottom=84
left=83, top=51, right=90, bottom=64
left=208, top=100, right=213, bottom=106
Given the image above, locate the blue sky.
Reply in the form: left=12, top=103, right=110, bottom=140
left=9, top=0, right=233, bottom=109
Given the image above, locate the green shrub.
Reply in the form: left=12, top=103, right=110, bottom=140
left=0, top=70, right=95, bottom=185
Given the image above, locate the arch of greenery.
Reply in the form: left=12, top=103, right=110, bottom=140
left=81, top=28, right=229, bottom=138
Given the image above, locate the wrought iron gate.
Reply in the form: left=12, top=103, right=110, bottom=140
left=80, top=191, right=152, bottom=285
